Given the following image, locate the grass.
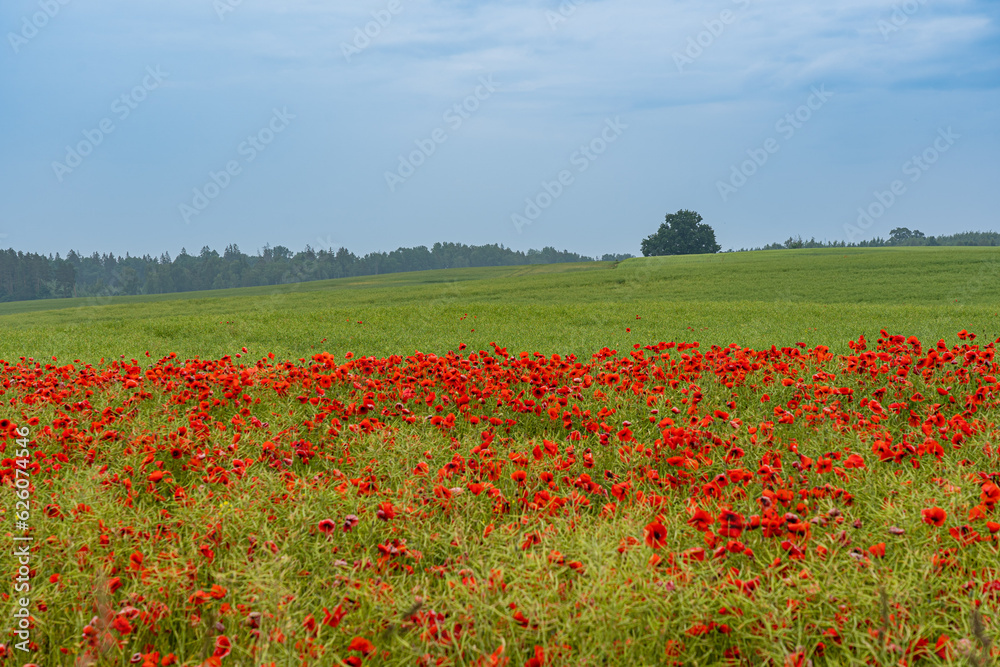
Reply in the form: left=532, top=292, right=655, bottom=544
left=0, top=247, right=998, bottom=666
left=0, top=247, right=998, bottom=364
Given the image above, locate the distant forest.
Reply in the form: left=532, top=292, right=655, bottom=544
left=739, top=228, right=1000, bottom=251
left=0, top=242, right=635, bottom=303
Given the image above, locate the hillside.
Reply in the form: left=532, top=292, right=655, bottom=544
left=0, top=247, right=997, bottom=362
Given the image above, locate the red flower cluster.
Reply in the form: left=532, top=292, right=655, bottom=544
left=1, top=330, right=998, bottom=664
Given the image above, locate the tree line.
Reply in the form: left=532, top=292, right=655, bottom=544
left=640, top=212, right=1000, bottom=256
left=0, top=243, right=638, bottom=303
left=741, top=228, right=1000, bottom=251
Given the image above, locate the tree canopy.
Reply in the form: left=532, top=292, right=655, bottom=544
left=0, top=243, right=595, bottom=303
left=641, top=210, right=721, bottom=257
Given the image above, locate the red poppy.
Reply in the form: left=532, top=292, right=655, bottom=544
left=302, top=614, right=316, bottom=634
left=785, top=652, right=808, bottom=667
left=843, top=453, right=865, bottom=469
left=525, top=645, right=545, bottom=667
left=682, top=547, right=706, bottom=562
left=212, top=636, right=231, bottom=658
left=348, top=637, right=375, bottom=656
left=921, top=507, right=947, bottom=527
left=376, top=502, right=396, bottom=521
left=111, top=615, right=133, bottom=634
left=934, top=634, right=950, bottom=659
left=687, top=508, right=714, bottom=532
left=644, top=521, right=668, bottom=549
left=322, top=604, right=347, bottom=628
left=981, top=482, right=1000, bottom=507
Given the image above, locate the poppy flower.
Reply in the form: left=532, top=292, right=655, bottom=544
left=784, top=652, right=809, bottom=667
left=347, top=636, right=374, bottom=655
left=302, top=615, right=316, bottom=634
left=212, top=636, right=231, bottom=658
left=644, top=521, right=668, bottom=549
left=682, top=547, right=706, bottom=562
left=112, top=616, right=134, bottom=634
left=376, top=502, right=396, bottom=521
left=921, top=507, right=947, bottom=527
left=843, top=454, right=865, bottom=469
left=687, top=508, right=714, bottom=532
left=981, top=482, right=1000, bottom=507
left=322, top=605, right=347, bottom=628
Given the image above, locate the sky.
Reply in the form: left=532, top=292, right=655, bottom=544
left=1, top=0, right=998, bottom=259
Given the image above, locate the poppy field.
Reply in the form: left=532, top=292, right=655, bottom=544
left=2, top=328, right=1000, bottom=666
left=1, top=248, right=999, bottom=666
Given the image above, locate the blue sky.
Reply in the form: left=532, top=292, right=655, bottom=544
left=2, top=0, right=998, bottom=259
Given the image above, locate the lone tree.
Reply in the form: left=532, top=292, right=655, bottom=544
left=889, top=227, right=925, bottom=245
left=641, top=210, right=721, bottom=256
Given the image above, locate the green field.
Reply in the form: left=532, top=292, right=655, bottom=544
left=2, top=247, right=1000, bottom=666
left=1, top=247, right=998, bottom=364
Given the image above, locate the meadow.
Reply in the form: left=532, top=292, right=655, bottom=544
left=1, top=247, right=999, bottom=666
left=0, top=246, right=998, bottom=363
